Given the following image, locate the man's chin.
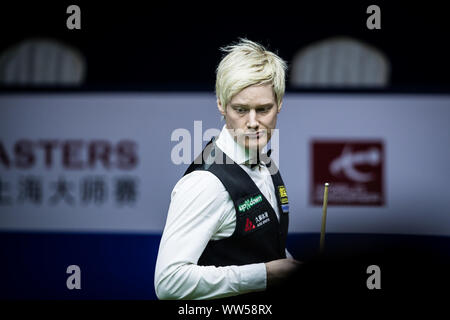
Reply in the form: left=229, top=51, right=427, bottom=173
left=233, top=132, right=269, bottom=152
left=244, top=140, right=267, bottom=152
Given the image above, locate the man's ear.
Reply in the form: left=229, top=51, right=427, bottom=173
left=217, top=99, right=226, bottom=116
left=277, top=101, right=283, bottom=113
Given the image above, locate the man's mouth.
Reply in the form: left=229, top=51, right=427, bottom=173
left=244, top=131, right=264, bottom=139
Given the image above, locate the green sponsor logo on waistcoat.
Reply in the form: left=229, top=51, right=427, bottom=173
left=238, top=194, right=263, bottom=213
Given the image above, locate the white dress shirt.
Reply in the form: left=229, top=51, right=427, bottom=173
left=154, top=125, right=292, bottom=300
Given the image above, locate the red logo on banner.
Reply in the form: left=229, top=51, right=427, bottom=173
left=311, top=140, right=384, bottom=206
left=245, top=218, right=255, bottom=232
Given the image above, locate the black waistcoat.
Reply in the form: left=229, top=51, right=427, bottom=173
left=183, top=137, right=290, bottom=267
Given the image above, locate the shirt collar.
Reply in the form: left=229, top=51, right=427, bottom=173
left=215, top=125, right=265, bottom=166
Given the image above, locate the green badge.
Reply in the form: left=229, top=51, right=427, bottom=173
left=238, top=194, right=263, bottom=213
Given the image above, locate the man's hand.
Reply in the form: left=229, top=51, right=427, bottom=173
left=265, top=258, right=302, bottom=289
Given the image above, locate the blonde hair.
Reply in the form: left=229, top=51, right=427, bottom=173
left=215, top=38, right=287, bottom=109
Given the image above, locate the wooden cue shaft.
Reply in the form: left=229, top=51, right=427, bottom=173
left=320, top=183, right=329, bottom=253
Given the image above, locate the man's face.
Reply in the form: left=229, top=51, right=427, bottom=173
left=218, top=83, right=282, bottom=152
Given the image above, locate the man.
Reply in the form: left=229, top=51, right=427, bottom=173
left=155, top=39, right=301, bottom=300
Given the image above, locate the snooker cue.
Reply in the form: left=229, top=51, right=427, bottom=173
left=320, top=182, right=330, bottom=254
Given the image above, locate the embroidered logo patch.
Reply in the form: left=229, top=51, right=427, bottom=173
left=278, top=185, right=289, bottom=204
left=238, top=194, right=263, bottom=213
left=244, top=218, right=255, bottom=232
left=244, top=212, right=270, bottom=233
left=255, top=211, right=270, bottom=227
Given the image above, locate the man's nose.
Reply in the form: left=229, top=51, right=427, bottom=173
left=247, top=109, right=259, bottom=128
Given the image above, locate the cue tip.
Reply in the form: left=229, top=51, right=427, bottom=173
left=325, top=182, right=329, bottom=187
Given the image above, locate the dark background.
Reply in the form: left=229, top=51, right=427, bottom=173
left=1, top=1, right=449, bottom=91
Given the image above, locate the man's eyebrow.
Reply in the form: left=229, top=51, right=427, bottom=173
left=255, top=103, right=274, bottom=109
left=230, top=104, right=249, bottom=108
left=230, top=103, right=274, bottom=108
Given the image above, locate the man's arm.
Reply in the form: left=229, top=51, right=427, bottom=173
left=154, top=171, right=267, bottom=300
left=265, top=259, right=303, bottom=289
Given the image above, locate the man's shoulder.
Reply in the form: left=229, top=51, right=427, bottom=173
left=172, top=169, right=227, bottom=198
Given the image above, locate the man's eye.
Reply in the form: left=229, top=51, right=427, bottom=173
left=236, top=108, right=247, bottom=113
